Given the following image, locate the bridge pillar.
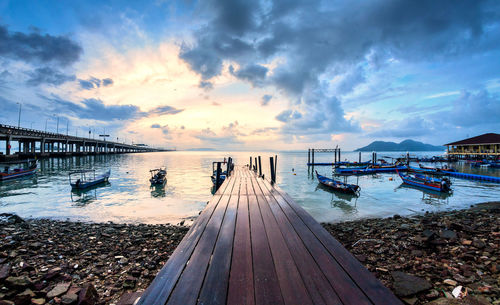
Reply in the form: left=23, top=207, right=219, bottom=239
left=31, top=141, right=36, bottom=153
left=41, top=138, right=45, bottom=154
left=6, top=136, right=11, bottom=155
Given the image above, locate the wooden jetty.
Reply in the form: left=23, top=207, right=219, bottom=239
left=0, top=124, right=168, bottom=161
left=138, top=166, right=402, bottom=305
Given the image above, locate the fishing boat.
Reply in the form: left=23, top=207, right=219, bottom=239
left=418, top=164, right=456, bottom=173
left=211, top=161, right=227, bottom=185
left=0, top=159, right=37, bottom=181
left=150, top=167, right=167, bottom=185
left=69, top=169, right=110, bottom=189
left=316, top=171, right=360, bottom=194
left=396, top=170, right=451, bottom=193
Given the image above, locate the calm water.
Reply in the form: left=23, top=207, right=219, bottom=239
left=0, top=151, right=499, bottom=225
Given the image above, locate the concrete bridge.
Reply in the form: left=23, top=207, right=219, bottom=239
left=0, top=124, right=168, bottom=161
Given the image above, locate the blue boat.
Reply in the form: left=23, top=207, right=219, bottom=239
left=397, top=170, right=451, bottom=193
left=0, top=159, right=37, bottom=181
left=316, top=171, right=360, bottom=194
left=69, top=169, right=111, bottom=189
left=335, top=165, right=407, bottom=175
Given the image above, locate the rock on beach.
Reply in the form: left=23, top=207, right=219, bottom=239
left=322, top=202, right=500, bottom=304
left=0, top=217, right=188, bottom=304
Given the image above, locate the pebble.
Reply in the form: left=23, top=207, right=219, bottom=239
left=322, top=202, right=500, bottom=304
left=0, top=216, right=188, bottom=304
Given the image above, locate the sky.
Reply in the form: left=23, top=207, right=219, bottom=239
left=0, top=0, right=499, bottom=151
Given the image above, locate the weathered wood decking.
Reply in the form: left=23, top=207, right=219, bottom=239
left=138, top=167, right=402, bottom=305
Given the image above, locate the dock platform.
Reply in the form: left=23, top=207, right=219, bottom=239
left=138, top=166, right=402, bottom=305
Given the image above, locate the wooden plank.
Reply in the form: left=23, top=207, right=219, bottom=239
left=227, top=178, right=254, bottom=305
left=259, top=178, right=403, bottom=305
left=254, top=177, right=372, bottom=305
left=167, top=178, right=238, bottom=305
left=252, top=178, right=342, bottom=305
left=250, top=177, right=313, bottom=305
left=197, top=184, right=240, bottom=305
left=248, top=190, right=284, bottom=305
left=137, top=177, right=235, bottom=305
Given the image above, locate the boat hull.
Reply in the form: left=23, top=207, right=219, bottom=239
left=0, top=168, right=37, bottom=181
left=397, top=170, right=450, bottom=193
left=316, top=171, right=359, bottom=194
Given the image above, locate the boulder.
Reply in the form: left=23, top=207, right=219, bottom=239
left=391, top=271, right=432, bottom=297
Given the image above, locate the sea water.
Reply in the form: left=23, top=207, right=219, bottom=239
left=0, top=151, right=499, bottom=225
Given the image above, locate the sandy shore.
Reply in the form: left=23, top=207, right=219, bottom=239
left=0, top=202, right=498, bottom=305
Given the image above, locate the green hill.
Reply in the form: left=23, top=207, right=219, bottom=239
left=355, top=139, right=444, bottom=152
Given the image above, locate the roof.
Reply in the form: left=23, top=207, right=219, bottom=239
left=445, top=133, right=500, bottom=146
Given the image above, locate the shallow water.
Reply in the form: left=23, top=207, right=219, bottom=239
left=0, top=151, right=499, bottom=224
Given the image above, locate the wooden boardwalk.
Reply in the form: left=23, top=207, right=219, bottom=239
left=138, top=167, right=402, bottom=305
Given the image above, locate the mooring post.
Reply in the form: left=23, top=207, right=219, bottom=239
left=227, top=157, right=232, bottom=176
left=254, top=157, right=257, bottom=171
left=372, top=152, right=375, bottom=165
left=312, top=149, right=315, bottom=166
left=274, top=154, right=278, bottom=179
left=308, top=149, right=311, bottom=165
left=359, top=151, right=361, bottom=163
left=339, top=148, right=341, bottom=162
left=258, top=156, right=262, bottom=177
left=270, top=156, right=275, bottom=184
left=406, top=152, right=410, bottom=166
left=249, top=156, right=252, bottom=169
left=215, top=162, right=222, bottom=191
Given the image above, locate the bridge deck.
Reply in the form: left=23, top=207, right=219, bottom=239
left=138, top=167, right=402, bottom=305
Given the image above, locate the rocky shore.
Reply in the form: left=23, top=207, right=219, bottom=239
left=323, top=202, right=500, bottom=305
left=1, top=202, right=498, bottom=305
left=0, top=215, right=188, bottom=305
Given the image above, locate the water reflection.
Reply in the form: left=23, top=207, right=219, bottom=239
left=150, top=184, right=166, bottom=198
left=395, top=184, right=450, bottom=205
left=315, top=184, right=359, bottom=215
left=70, top=181, right=111, bottom=206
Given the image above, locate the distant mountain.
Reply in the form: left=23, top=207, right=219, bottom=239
left=355, top=139, right=444, bottom=152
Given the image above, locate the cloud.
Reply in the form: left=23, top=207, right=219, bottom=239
left=40, top=95, right=146, bottom=121
left=148, top=105, right=184, bottom=116
left=275, top=109, right=302, bottom=123
left=368, top=116, right=434, bottom=138
left=229, top=64, right=268, bottom=87
left=261, top=94, right=272, bottom=106
left=194, top=121, right=245, bottom=145
left=179, top=0, right=499, bottom=138
left=102, top=78, right=113, bottom=86
left=447, top=89, right=500, bottom=127
left=199, top=80, right=213, bottom=90
left=0, top=25, right=83, bottom=66
left=151, top=124, right=161, bottom=128
left=26, top=67, right=76, bottom=86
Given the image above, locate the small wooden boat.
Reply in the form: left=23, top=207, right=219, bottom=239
left=211, top=161, right=227, bottom=185
left=150, top=168, right=167, bottom=185
left=316, top=171, right=360, bottom=194
left=0, top=159, right=37, bottom=181
left=69, top=169, right=110, bottom=189
left=396, top=170, right=451, bottom=193
left=419, top=164, right=456, bottom=172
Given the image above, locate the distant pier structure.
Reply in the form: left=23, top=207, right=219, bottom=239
left=307, top=147, right=362, bottom=166
left=0, top=124, right=168, bottom=161
left=445, top=133, right=500, bottom=159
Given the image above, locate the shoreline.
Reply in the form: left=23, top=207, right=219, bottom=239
left=0, top=202, right=498, bottom=304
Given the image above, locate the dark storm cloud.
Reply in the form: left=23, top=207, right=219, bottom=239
left=26, top=67, right=76, bottom=86
left=261, top=94, right=272, bottom=106
left=181, top=0, right=499, bottom=135
left=229, top=64, right=268, bottom=87
left=0, top=25, right=83, bottom=66
left=148, top=105, right=184, bottom=116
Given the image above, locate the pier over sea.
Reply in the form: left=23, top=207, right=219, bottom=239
left=138, top=166, right=402, bottom=305
left=0, top=124, right=168, bottom=161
